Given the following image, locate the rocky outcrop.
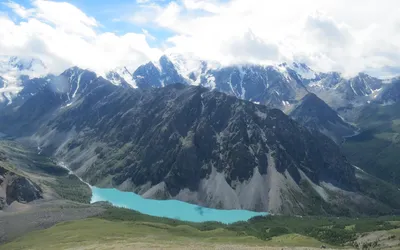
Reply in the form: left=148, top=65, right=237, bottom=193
left=6, top=176, right=43, bottom=204
left=0, top=166, right=43, bottom=209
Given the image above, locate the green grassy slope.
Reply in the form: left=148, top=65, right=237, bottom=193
left=0, top=218, right=270, bottom=250
left=342, top=102, right=400, bottom=186
left=97, top=207, right=400, bottom=246
left=3, top=206, right=400, bottom=249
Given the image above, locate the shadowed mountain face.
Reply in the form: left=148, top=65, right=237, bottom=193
left=44, top=84, right=357, bottom=188
left=290, top=93, right=358, bottom=144
left=1, top=69, right=400, bottom=215
left=0, top=152, right=43, bottom=209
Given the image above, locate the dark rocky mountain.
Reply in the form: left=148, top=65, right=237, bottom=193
left=338, top=73, right=382, bottom=100
left=105, top=71, right=131, bottom=89
left=0, top=152, right=43, bottom=209
left=1, top=54, right=392, bottom=114
left=133, top=56, right=188, bottom=89
left=313, top=72, right=342, bottom=88
left=6, top=75, right=56, bottom=108
left=1, top=54, right=394, bottom=114
left=202, top=65, right=309, bottom=109
left=290, top=93, right=358, bottom=144
left=0, top=67, right=99, bottom=136
left=129, top=56, right=311, bottom=109
left=133, top=62, right=162, bottom=88
left=107, top=55, right=393, bottom=114
left=1, top=71, right=400, bottom=215
left=307, top=73, right=384, bottom=109
left=106, top=66, right=136, bottom=88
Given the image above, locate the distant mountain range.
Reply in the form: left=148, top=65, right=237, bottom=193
left=1, top=54, right=399, bottom=111
left=2, top=55, right=400, bottom=215
left=5, top=54, right=400, bottom=143
left=105, top=54, right=399, bottom=111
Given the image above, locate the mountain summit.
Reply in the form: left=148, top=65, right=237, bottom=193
left=290, top=93, right=358, bottom=143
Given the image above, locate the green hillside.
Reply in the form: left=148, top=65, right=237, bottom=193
left=342, top=102, right=400, bottom=186
left=2, top=206, right=400, bottom=250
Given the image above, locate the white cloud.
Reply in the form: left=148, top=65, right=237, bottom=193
left=142, top=29, right=156, bottom=41
left=129, top=0, right=400, bottom=77
left=2, top=0, right=400, bottom=77
left=0, top=0, right=161, bottom=75
left=3, top=1, right=34, bottom=18
left=32, top=0, right=99, bottom=37
left=304, top=11, right=353, bottom=48
left=223, top=30, right=281, bottom=63
left=182, top=0, right=222, bottom=14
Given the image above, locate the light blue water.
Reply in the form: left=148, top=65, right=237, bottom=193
left=91, top=187, right=268, bottom=224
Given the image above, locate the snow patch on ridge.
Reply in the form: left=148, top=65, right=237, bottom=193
left=290, top=62, right=318, bottom=80
left=72, top=71, right=83, bottom=98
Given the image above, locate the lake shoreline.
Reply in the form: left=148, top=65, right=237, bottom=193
left=57, top=161, right=268, bottom=223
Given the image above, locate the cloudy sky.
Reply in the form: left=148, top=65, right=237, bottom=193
left=1, top=0, right=400, bottom=77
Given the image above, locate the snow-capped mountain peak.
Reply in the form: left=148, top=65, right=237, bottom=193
left=0, top=56, right=48, bottom=85
left=0, top=56, right=47, bottom=77
left=161, top=53, right=221, bottom=85
left=7, top=56, right=47, bottom=72
left=286, top=61, right=318, bottom=80
left=106, top=65, right=140, bottom=88
left=0, top=56, right=48, bottom=105
left=3, top=53, right=400, bottom=112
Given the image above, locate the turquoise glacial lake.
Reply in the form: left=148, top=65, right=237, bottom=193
left=91, top=187, right=268, bottom=224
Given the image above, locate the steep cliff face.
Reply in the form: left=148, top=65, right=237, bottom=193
left=0, top=163, right=43, bottom=209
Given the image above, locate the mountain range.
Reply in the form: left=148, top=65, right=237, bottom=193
left=1, top=54, right=398, bottom=111
left=106, top=55, right=398, bottom=111
left=3, top=54, right=400, bottom=145
left=1, top=63, right=400, bottom=215
left=1, top=55, right=400, bottom=214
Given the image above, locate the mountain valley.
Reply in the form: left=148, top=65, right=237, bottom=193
left=4, top=0, right=400, bottom=248
left=1, top=55, right=400, bottom=249
left=0, top=61, right=400, bottom=216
